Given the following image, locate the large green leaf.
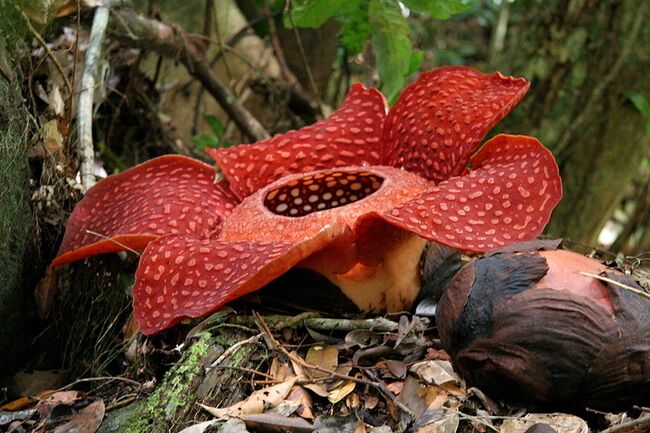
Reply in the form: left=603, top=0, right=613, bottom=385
left=284, top=0, right=346, bottom=28
left=368, top=0, right=413, bottom=103
left=401, top=0, right=470, bottom=19
left=335, top=0, right=371, bottom=55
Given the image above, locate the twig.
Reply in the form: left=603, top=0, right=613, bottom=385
left=599, top=415, right=650, bottom=433
left=555, top=3, right=647, bottom=160
left=111, top=10, right=270, bottom=142
left=78, top=3, right=112, bottom=190
left=254, top=312, right=415, bottom=420
left=21, top=11, right=73, bottom=95
left=207, top=333, right=263, bottom=369
left=284, top=0, right=321, bottom=102
left=56, top=375, right=142, bottom=391
left=579, top=271, right=650, bottom=300
left=84, top=229, right=141, bottom=256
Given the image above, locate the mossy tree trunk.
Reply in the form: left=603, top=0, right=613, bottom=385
left=0, top=41, right=40, bottom=375
left=492, top=0, right=650, bottom=247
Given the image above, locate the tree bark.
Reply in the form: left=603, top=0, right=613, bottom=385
left=0, top=41, right=40, bottom=375
left=491, top=0, right=650, bottom=247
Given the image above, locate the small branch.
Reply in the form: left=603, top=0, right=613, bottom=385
left=111, top=10, right=270, bottom=142
left=600, top=415, right=650, bottom=433
left=285, top=0, right=321, bottom=103
left=78, top=3, right=112, bottom=190
left=22, top=11, right=73, bottom=95
left=579, top=271, right=650, bottom=299
left=207, top=333, right=263, bottom=369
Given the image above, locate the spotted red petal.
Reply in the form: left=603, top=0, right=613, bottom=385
left=133, top=224, right=353, bottom=334
left=382, top=66, right=530, bottom=182
left=359, top=134, right=562, bottom=252
left=207, top=84, right=387, bottom=199
left=52, top=155, right=239, bottom=266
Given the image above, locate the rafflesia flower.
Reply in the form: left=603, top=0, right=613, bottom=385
left=436, top=242, right=650, bottom=410
left=52, top=66, right=562, bottom=334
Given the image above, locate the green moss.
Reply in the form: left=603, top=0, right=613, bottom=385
left=0, top=40, right=33, bottom=375
left=121, top=335, right=211, bottom=433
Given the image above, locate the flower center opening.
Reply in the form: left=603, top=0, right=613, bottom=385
left=264, top=170, right=384, bottom=217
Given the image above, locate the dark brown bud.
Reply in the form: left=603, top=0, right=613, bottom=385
left=436, top=246, right=650, bottom=410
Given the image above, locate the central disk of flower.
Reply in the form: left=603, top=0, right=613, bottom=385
left=263, top=171, right=384, bottom=217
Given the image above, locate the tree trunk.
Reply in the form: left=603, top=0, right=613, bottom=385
left=491, top=0, right=650, bottom=247
left=0, top=41, right=40, bottom=375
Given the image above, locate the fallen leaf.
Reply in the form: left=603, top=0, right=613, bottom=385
left=287, top=386, right=314, bottom=419
left=414, top=412, right=458, bottom=433
left=417, top=386, right=448, bottom=409
left=500, top=413, right=588, bottom=433
left=346, top=392, right=360, bottom=409
left=327, top=381, right=356, bottom=404
left=386, top=381, right=403, bottom=395
left=53, top=399, right=105, bottom=433
left=364, top=395, right=379, bottom=410
left=200, top=377, right=297, bottom=418
left=241, top=413, right=313, bottom=433
left=49, top=85, right=64, bottom=116
left=344, top=330, right=382, bottom=349
left=0, top=396, right=33, bottom=411
left=272, top=400, right=301, bottom=417
left=177, top=420, right=219, bottom=433
left=385, top=360, right=407, bottom=379
left=42, top=119, right=64, bottom=153
left=410, top=361, right=460, bottom=386
left=305, top=345, right=339, bottom=379
left=354, top=420, right=367, bottom=433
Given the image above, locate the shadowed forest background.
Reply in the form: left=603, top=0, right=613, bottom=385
left=0, top=0, right=649, bottom=432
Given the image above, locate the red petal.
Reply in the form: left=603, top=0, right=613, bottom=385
left=360, top=134, right=562, bottom=252
left=382, top=66, right=530, bottom=182
left=207, top=84, right=387, bottom=199
left=52, top=155, right=239, bottom=266
left=133, top=224, right=352, bottom=334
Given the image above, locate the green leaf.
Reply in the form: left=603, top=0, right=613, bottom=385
left=623, top=91, right=650, bottom=118
left=191, top=134, right=221, bottom=149
left=204, top=114, right=225, bottom=137
left=284, top=0, right=346, bottom=28
left=645, top=121, right=650, bottom=137
left=407, top=50, right=424, bottom=76
left=401, top=0, right=471, bottom=19
left=369, top=0, right=412, bottom=103
left=335, top=0, right=371, bottom=55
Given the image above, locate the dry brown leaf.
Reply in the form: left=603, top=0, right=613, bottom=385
left=286, top=386, right=314, bottom=419
left=346, top=392, right=360, bottom=409
left=385, top=360, right=407, bottom=379
left=305, top=345, right=339, bottom=379
left=386, top=381, right=404, bottom=395
left=354, top=420, right=368, bottom=433
left=53, top=399, right=105, bottom=433
left=42, top=120, right=64, bottom=153
left=500, top=413, right=588, bottom=433
left=0, top=396, right=33, bottom=411
left=49, top=85, right=65, bottom=116
left=199, top=377, right=296, bottom=418
left=414, top=412, right=459, bottom=433
left=302, top=382, right=329, bottom=397
left=417, top=386, right=448, bottom=409
left=327, top=381, right=356, bottom=404
left=410, top=360, right=460, bottom=386
left=364, top=395, right=380, bottom=410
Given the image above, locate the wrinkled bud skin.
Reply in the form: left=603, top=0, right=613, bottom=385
left=436, top=245, right=650, bottom=410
